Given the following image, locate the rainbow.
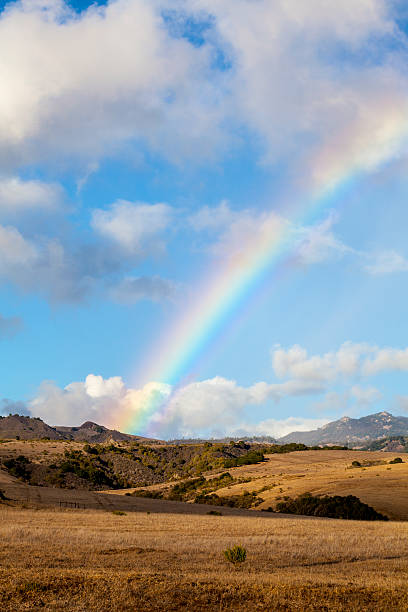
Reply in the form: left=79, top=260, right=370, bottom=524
left=117, top=106, right=407, bottom=436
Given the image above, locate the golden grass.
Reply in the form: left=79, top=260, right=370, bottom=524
left=199, top=450, right=408, bottom=520
left=1, top=505, right=408, bottom=611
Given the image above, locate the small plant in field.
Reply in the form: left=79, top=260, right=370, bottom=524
left=351, top=461, right=361, bottom=467
left=112, top=510, right=126, bottom=516
left=223, top=545, right=247, bottom=565
left=207, top=510, right=222, bottom=516
left=390, top=457, right=403, bottom=464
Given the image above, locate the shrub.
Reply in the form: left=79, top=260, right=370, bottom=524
left=351, top=461, right=361, bottom=467
left=276, top=493, right=388, bottom=521
left=112, top=510, right=126, bottom=516
left=4, top=455, right=31, bottom=480
left=207, top=510, right=222, bottom=516
left=390, top=457, right=403, bottom=464
left=223, top=545, right=247, bottom=565
left=224, top=450, right=264, bottom=468
left=195, top=491, right=263, bottom=508
left=132, top=489, right=163, bottom=499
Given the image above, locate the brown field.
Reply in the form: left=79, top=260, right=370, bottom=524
left=110, top=449, right=408, bottom=520
left=1, top=504, right=408, bottom=611
left=215, top=449, right=408, bottom=520
left=2, top=447, right=408, bottom=610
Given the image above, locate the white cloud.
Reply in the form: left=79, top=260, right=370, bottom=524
left=0, top=199, right=178, bottom=303
left=91, top=200, right=172, bottom=255
left=0, top=0, right=224, bottom=168
left=191, top=0, right=406, bottom=191
left=362, top=347, right=408, bottom=376
left=191, top=202, right=408, bottom=279
left=190, top=201, right=289, bottom=258
left=231, top=416, right=330, bottom=439
left=29, top=375, right=171, bottom=429
left=0, top=224, right=96, bottom=302
left=294, top=213, right=354, bottom=265
left=84, top=374, right=126, bottom=400
left=28, top=372, right=326, bottom=436
left=110, top=276, right=178, bottom=304
left=0, top=0, right=404, bottom=185
left=273, top=342, right=408, bottom=382
left=364, top=250, right=408, bottom=275
left=0, top=176, right=62, bottom=214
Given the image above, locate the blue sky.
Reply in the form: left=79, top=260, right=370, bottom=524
left=2, top=0, right=408, bottom=438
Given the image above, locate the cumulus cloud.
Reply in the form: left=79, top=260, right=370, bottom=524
left=272, top=342, right=408, bottom=382
left=272, top=342, right=371, bottom=382
left=191, top=203, right=361, bottom=269
left=190, top=0, right=407, bottom=191
left=29, top=374, right=171, bottom=429
left=0, top=0, right=225, bottom=168
left=0, top=196, right=178, bottom=302
left=362, top=347, right=408, bottom=376
left=0, top=224, right=96, bottom=302
left=231, top=416, right=330, bottom=439
left=111, top=276, right=178, bottom=304
left=91, top=200, right=172, bottom=255
left=0, top=176, right=63, bottom=215
left=190, top=201, right=290, bottom=258
left=0, top=0, right=405, bottom=185
left=150, top=377, right=325, bottom=438
left=28, top=372, right=326, bottom=437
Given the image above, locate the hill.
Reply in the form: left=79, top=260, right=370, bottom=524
left=279, top=411, right=408, bottom=446
left=0, top=414, right=64, bottom=440
left=0, top=415, right=150, bottom=443
left=54, top=421, right=149, bottom=443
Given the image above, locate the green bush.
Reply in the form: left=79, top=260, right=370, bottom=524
left=132, top=489, right=163, bottom=499
left=351, top=461, right=361, bottom=467
left=4, top=455, right=31, bottom=480
left=276, top=493, right=388, bottom=521
left=195, top=490, right=262, bottom=508
left=223, top=545, right=247, bottom=565
left=390, top=457, right=403, bottom=464
left=224, top=450, right=264, bottom=468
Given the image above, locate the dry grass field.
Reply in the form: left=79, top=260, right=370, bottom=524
left=104, top=449, right=408, bottom=520
left=214, top=449, right=408, bottom=519
left=2, top=505, right=408, bottom=611
left=2, top=446, right=408, bottom=610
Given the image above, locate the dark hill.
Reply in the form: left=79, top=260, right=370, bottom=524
left=0, top=414, right=154, bottom=443
left=55, top=421, right=150, bottom=443
left=0, top=414, right=63, bottom=440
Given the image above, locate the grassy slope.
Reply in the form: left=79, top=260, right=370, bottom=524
left=2, top=443, right=408, bottom=519
left=1, top=505, right=408, bottom=611
left=0, top=439, right=263, bottom=490
left=208, top=449, right=408, bottom=520
left=113, top=449, right=408, bottom=520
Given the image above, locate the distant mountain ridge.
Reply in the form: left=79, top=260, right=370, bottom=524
left=278, top=412, right=408, bottom=446
left=0, top=414, right=153, bottom=443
